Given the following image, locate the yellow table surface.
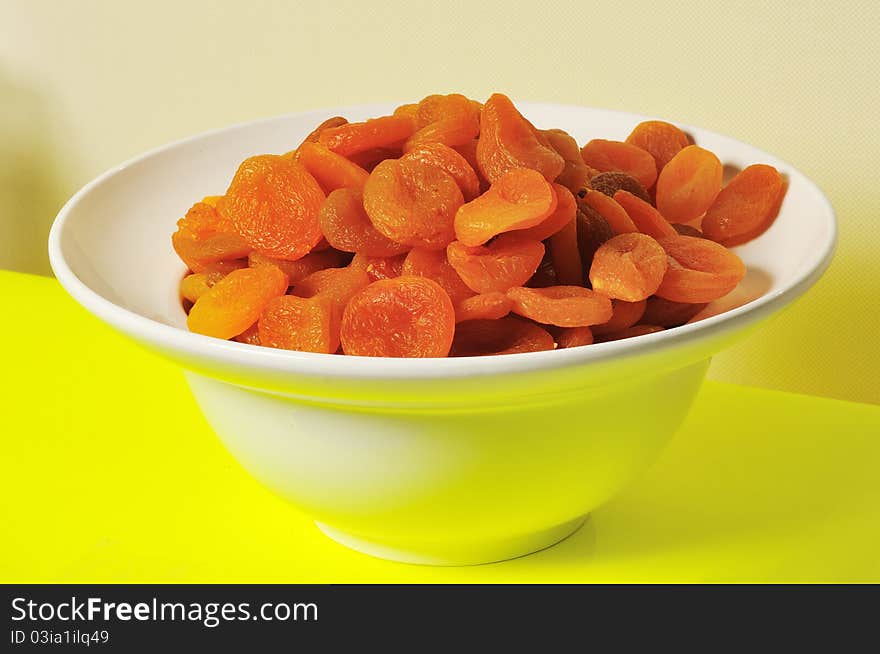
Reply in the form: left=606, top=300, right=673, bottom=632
left=2, top=270, right=878, bottom=583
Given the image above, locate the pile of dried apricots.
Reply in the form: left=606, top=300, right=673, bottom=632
left=173, top=93, right=786, bottom=357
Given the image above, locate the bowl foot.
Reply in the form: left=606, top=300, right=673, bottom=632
left=315, top=516, right=587, bottom=566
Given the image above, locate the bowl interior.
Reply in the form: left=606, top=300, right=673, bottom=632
left=50, top=102, right=835, bottom=375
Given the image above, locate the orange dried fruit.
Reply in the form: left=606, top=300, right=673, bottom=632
left=319, top=187, right=409, bottom=257
left=258, top=294, right=339, bottom=353
left=589, top=233, right=668, bottom=302
left=641, top=296, right=707, bottom=327
left=655, top=145, right=723, bottom=222
left=547, top=205, right=583, bottom=286
left=655, top=234, right=746, bottom=303
left=402, top=247, right=475, bottom=304
left=180, top=273, right=215, bottom=304
left=248, top=248, right=347, bottom=285
left=453, top=139, right=490, bottom=193
left=402, top=142, right=481, bottom=201
left=556, top=326, right=594, bottom=348
left=579, top=189, right=637, bottom=235
left=613, top=189, right=677, bottom=239
left=575, top=204, right=615, bottom=271
left=351, top=252, right=407, bottom=282
left=476, top=93, right=564, bottom=183
left=219, top=155, right=325, bottom=261
left=171, top=201, right=251, bottom=273
left=454, top=167, right=557, bottom=246
left=340, top=276, right=455, bottom=357
left=625, top=120, right=690, bottom=171
left=454, top=292, right=514, bottom=322
left=317, top=114, right=416, bottom=157
left=295, top=116, right=348, bottom=150
left=292, top=264, right=371, bottom=307
left=404, top=93, right=481, bottom=151
left=591, top=299, right=647, bottom=336
left=580, top=139, right=658, bottom=189
left=589, top=171, right=650, bottom=203
left=506, top=285, right=613, bottom=327
left=187, top=265, right=289, bottom=339
left=363, top=157, right=463, bottom=249
left=233, top=322, right=261, bottom=345
left=701, top=164, right=786, bottom=246
left=296, top=141, right=370, bottom=193
left=672, top=223, right=705, bottom=238
left=516, top=183, right=577, bottom=241
left=450, top=317, right=555, bottom=356
left=542, top=128, right=597, bottom=194
left=447, top=233, right=545, bottom=294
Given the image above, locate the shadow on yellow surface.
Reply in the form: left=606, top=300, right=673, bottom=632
left=1, top=271, right=878, bottom=583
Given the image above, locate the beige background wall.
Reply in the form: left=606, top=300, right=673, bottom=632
left=1, top=0, right=877, bottom=403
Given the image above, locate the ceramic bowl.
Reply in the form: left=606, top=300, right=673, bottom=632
left=48, top=102, right=836, bottom=565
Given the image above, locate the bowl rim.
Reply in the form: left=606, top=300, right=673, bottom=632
left=48, top=101, right=837, bottom=381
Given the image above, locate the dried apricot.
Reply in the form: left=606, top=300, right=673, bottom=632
left=543, top=128, right=597, bottom=194
left=248, top=249, right=347, bottom=284
left=579, top=189, right=637, bottom=235
left=292, top=264, right=371, bottom=307
left=172, top=201, right=251, bottom=273
left=219, top=155, right=325, bottom=261
left=447, top=233, right=545, bottom=294
left=180, top=273, right=215, bottom=304
left=295, top=116, right=348, bottom=150
left=233, top=322, right=261, bottom=345
left=405, top=93, right=481, bottom=151
left=506, top=285, right=612, bottom=327
left=556, top=326, right=594, bottom=348
left=187, top=265, right=289, bottom=339
left=575, top=205, right=614, bottom=271
left=296, top=141, right=370, bottom=193
left=672, top=223, right=704, bottom=238
left=640, top=296, right=707, bottom=327
left=655, top=234, right=746, bottom=303
left=476, top=93, right=564, bottom=183
left=625, top=121, right=690, bottom=171
left=655, top=145, right=723, bottom=222
left=352, top=252, right=407, bottom=282
left=591, top=299, right=647, bottom=336
left=347, top=147, right=402, bottom=172
left=589, top=171, right=650, bottom=203
left=318, top=114, right=416, bottom=157
left=516, top=183, right=576, bottom=241
left=454, top=292, right=513, bottom=322
left=580, top=140, right=657, bottom=189
left=547, top=208, right=583, bottom=286
left=319, top=187, right=409, bottom=257
left=402, top=142, right=481, bottom=200
left=363, top=157, right=463, bottom=249
left=453, top=139, right=490, bottom=193
left=613, top=189, right=676, bottom=239
left=258, top=294, right=338, bottom=353
left=402, top=247, right=475, bottom=304
left=340, top=276, right=455, bottom=357
left=701, top=164, right=786, bottom=246
left=450, top=317, right=555, bottom=356
left=589, top=233, right=668, bottom=302
left=454, top=167, right=557, bottom=246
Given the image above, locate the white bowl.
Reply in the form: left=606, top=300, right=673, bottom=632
left=48, top=102, right=835, bottom=565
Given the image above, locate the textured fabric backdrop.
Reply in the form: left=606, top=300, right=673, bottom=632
left=1, top=0, right=877, bottom=403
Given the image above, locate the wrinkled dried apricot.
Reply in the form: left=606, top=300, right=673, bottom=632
left=556, top=326, right=594, bottom=348
left=580, top=140, right=657, bottom=189
left=447, top=233, right=545, bottom=294
left=347, top=147, right=402, bottom=171
left=589, top=233, right=668, bottom=302
left=341, top=276, right=455, bottom=357
left=319, top=187, right=409, bottom=257
left=589, top=171, right=650, bottom=203
left=363, top=157, right=463, bottom=249
left=613, top=190, right=676, bottom=239
left=516, top=183, right=576, bottom=241
left=248, top=249, right=347, bottom=284
left=219, top=155, right=325, bottom=261
left=292, top=264, right=371, bottom=307
left=404, top=93, right=481, bottom=151
left=655, top=234, right=746, bottom=303
left=233, top=322, right=261, bottom=345
left=296, top=116, right=348, bottom=150
left=450, top=317, right=555, bottom=356
left=351, top=252, right=407, bottom=282
left=187, top=266, right=289, bottom=339
left=543, top=128, right=597, bottom=194
left=180, top=273, right=216, bottom=303
left=701, top=164, right=786, bottom=246
left=655, top=145, right=723, bottom=222
left=625, top=121, right=690, bottom=171
left=259, top=294, right=338, bottom=353
left=454, top=292, right=513, bottom=322
left=454, top=167, right=557, bottom=246
left=402, top=143, right=481, bottom=200
left=547, top=207, right=583, bottom=286
left=402, top=247, right=475, bottom=304
left=591, top=299, right=647, bottom=336
left=453, top=139, right=490, bottom=193
left=640, top=296, right=707, bottom=327
left=296, top=141, right=370, bottom=193
left=172, top=202, right=251, bottom=273
left=506, top=285, right=612, bottom=327
left=579, top=189, right=637, bottom=235
left=318, top=114, right=416, bottom=157
left=575, top=205, right=614, bottom=271
left=476, top=94, right=564, bottom=183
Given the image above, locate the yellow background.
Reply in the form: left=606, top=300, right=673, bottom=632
left=2, top=0, right=877, bottom=404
